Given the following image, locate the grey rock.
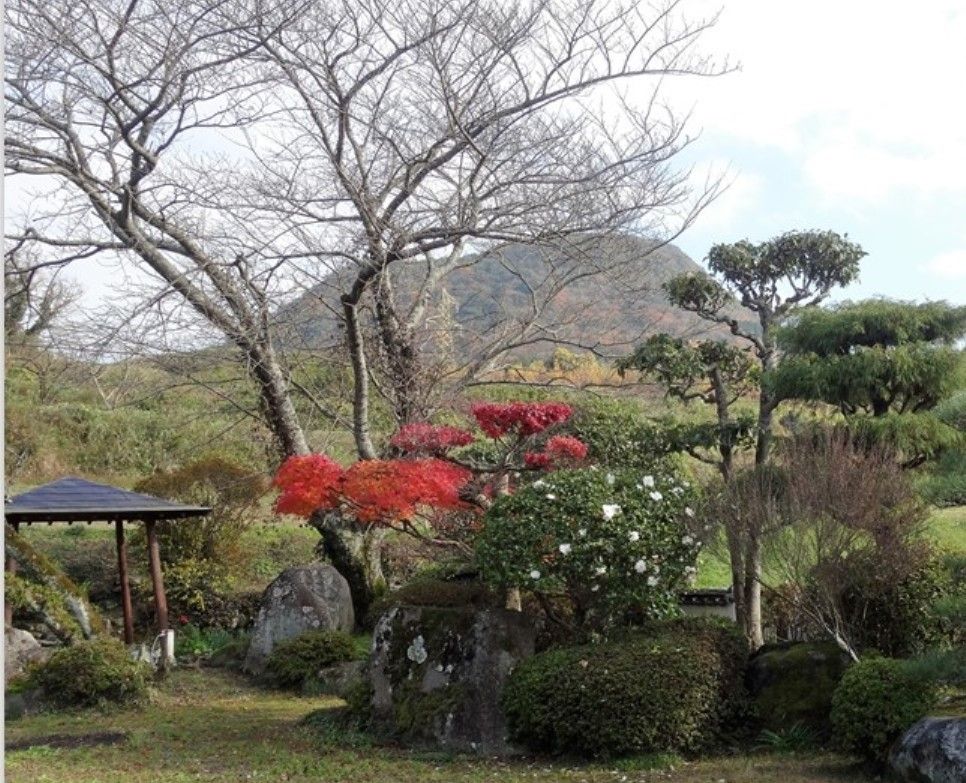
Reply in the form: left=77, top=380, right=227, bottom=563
left=368, top=605, right=536, bottom=755
left=310, top=659, right=367, bottom=698
left=890, top=717, right=966, bottom=783
left=244, top=564, right=354, bottom=674
left=4, top=627, right=47, bottom=686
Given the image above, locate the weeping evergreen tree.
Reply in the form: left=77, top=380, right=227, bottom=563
left=771, top=299, right=966, bottom=467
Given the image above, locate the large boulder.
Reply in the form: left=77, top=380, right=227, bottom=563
left=5, top=627, right=47, bottom=685
left=367, top=605, right=536, bottom=755
left=244, top=564, right=354, bottom=674
left=746, top=641, right=852, bottom=735
left=890, top=717, right=966, bottom=783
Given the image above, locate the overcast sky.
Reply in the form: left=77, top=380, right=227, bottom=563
left=19, top=0, right=966, bottom=309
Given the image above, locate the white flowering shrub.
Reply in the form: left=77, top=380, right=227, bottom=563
left=476, top=468, right=702, bottom=625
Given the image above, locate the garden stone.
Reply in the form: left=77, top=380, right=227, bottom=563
left=367, top=605, right=536, bottom=755
left=309, top=660, right=367, bottom=698
left=244, top=564, right=353, bottom=674
left=746, top=641, right=851, bottom=735
left=5, top=627, right=47, bottom=685
left=890, top=717, right=966, bottom=783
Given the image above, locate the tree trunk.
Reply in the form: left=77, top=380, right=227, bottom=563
left=311, top=512, right=386, bottom=626
left=373, top=279, right=426, bottom=426
left=249, top=341, right=310, bottom=457
left=342, top=296, right=378, bottom=460
left=743, top=536, right=764, bottom=649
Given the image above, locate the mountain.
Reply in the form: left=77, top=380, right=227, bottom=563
left=277, top=235, right=756, bottom=359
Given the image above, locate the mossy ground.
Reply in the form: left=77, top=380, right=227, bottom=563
left=5, top=668, right=879, bottom=783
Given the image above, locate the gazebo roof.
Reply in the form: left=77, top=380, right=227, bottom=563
left=4, top=476, right=211, bottom=524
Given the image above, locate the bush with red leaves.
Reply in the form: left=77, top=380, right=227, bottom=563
left=471, top=402, right=573, bottom=438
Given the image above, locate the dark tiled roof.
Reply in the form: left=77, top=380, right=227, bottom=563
left=5, top=476, right=211, bottom=523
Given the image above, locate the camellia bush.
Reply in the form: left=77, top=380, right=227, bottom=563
left=476, top=467, right=702, bottom=627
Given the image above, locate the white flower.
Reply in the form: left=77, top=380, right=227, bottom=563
left=594, top=565, right=607, bottom=576
left=545, top=493, right=556, bottom=500
left=591, top=584, right=600, bottom=592
left=532, top=479, right=548, bottom=489
left=682, top=480, right=690, bottom=487
left=558, top=543, right=572, bottom=555
left=642, top=475, right=655, bottom=488
left=684, top=565, right=697, bottom=575
left=646, top=575, right=659, bottom=587
left=628, top=530, right=640, bottom=543
left=652, top=564, right=661, bottom=574
left=649, top=490, right=663, bottom=502
left=605, top=472, right=616, bottom=486
left=530, top=569, right=541, bottom=580
left=671, top=486, right=684, bottom=496
left=578, top=528, right=587, bottom=537
left=602, top=504, right=621, bottom=520
left=681, top=535, right=694, bottom=545
left=633, top=559, right=648, bottom=574
left=684, top=507, right=694, bottom=518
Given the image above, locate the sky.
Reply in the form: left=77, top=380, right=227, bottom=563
left=13, top=0, right=966, bottom=309
left=670, top=0, right=966, bottom=304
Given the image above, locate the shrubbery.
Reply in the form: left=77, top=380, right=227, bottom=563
left=502, top=618, right=748, bottom=757
left=28, top=638, right=152, bottom=709
left=477, top=468, right=701, bottom=630
left=263, top=630, right=359, bottom=690
left=830, top=657, right=935, bottom=764
left=134, top=455, right=268, bottom=568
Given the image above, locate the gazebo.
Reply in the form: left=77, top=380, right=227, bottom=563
left=4, top=476, right=211, bottom=645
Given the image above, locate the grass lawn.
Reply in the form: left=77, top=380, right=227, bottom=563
left=695, top=505, right=966, bottom=588
left=5, top=669, right=875, bottom=783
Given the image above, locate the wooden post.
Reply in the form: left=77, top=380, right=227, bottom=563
left=5, top=521, right=20, bottom=627
left=115, top=519, right=135, bottom=644
left=144, top=519, right=169, bottom=633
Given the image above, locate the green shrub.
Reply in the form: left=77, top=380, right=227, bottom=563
left=147, top=558, right=260, bottom=630
left=173, top=624, right=247, bottom=661
left=830, top=657, right=936, bottom=764
left=477, top=468, right=702, bottom=630
left=263, top=630, right=358, bottom=690
left=28, top=638, right=152, bottom=709
left=839, top=550, right=954, bottom=657
left=366, top=575, right=495, bottom=625
left=502, top=617, right=748, bottom=757
left=134, top=455, right=268, bottom=568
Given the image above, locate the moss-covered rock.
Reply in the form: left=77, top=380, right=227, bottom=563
left=367, top=605, right=535, bottom=754
left=747, top=641, right=852, bottom=735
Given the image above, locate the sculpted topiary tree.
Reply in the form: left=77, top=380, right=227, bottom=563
left=618, top=334, right=757, bottom=481
left=771, top=299, right=966, bottom=466
left=664, top=230, right=866, bottom=648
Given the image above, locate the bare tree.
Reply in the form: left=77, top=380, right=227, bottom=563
left=4, top=237, right=78, bottom=339
left=245, top=0, right=728, bottom=457
left=5, top=0, right=312, bottom=457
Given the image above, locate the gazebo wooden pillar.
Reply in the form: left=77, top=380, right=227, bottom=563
left=114, top=520, right=135, bottom=643
left=4, top=477, right=210, bottom=646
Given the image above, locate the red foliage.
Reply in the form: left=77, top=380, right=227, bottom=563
left=545, top=435, right=589, bottom=462
left=470, top=402, right=573, bottom=438
left=342, top=458, right=471, bottom=523
left=524, top=435, right=588, bottom=470
left=523, top=452, right=552, bottom=469
left=273, top=453, right=344, bottom=517
left=390, top=423, right=475, bottom=455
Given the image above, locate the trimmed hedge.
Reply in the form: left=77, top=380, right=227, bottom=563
left=830, top=657, right=936, bottom=764
left=263, top=630, right=358, bottom=690
left=502, top=617, right=748, bottom=757
left=28, top=638, right=152, bottom=709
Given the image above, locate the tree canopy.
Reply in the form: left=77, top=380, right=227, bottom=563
left=771, top=299, right=966, bottom=466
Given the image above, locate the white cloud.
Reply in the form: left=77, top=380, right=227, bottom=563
left=670, top=0, right=966, bottom=204
left=924, top=250, right=966, bottom=280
